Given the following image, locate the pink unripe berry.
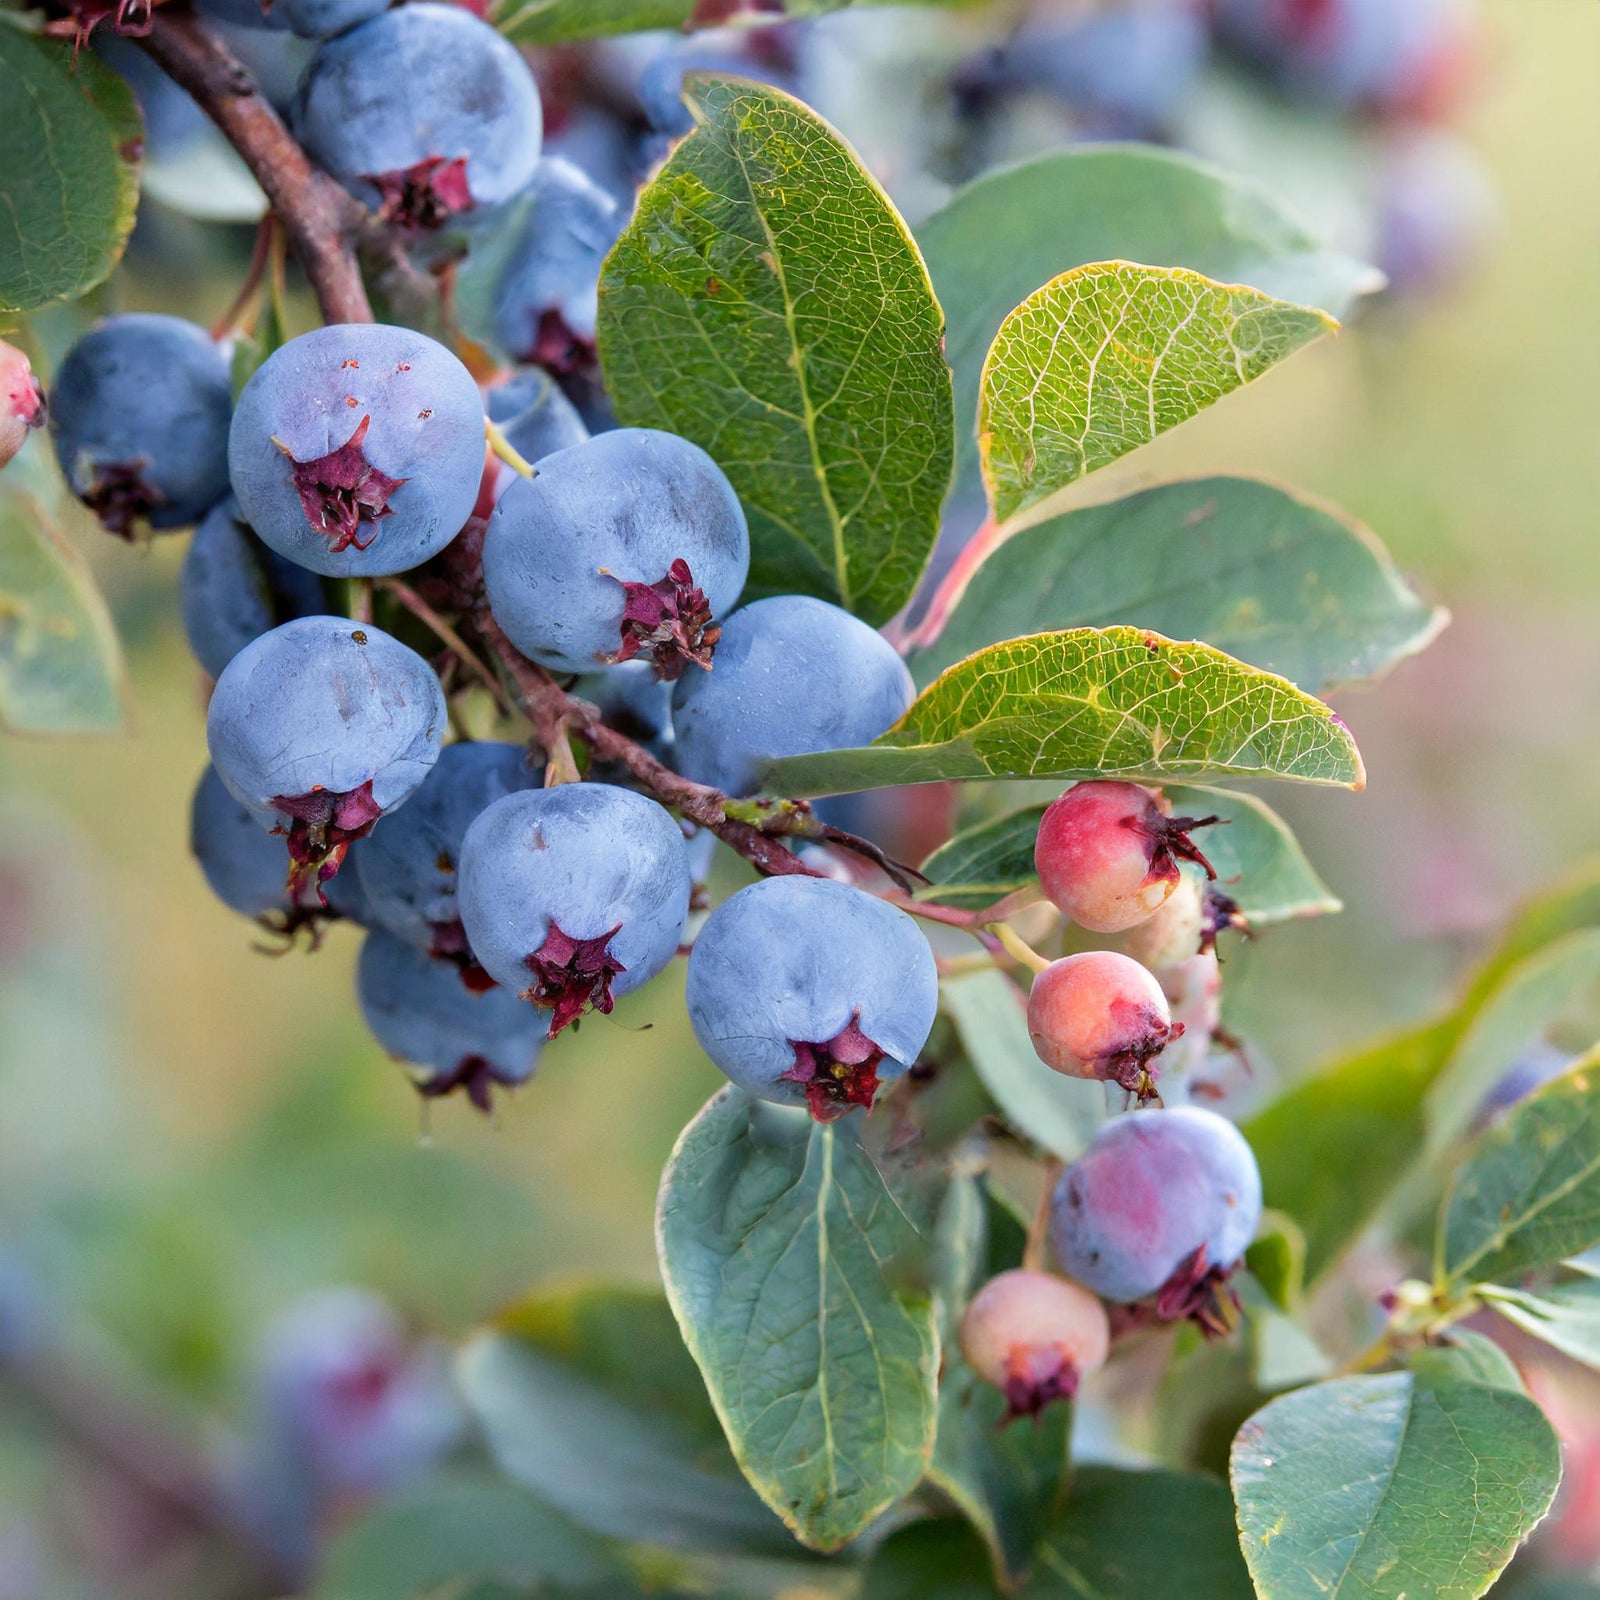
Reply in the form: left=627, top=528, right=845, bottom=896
left=0, top=340, right=46, bottom=470
left=959, top=1268, right=1109, bottom=1421
left=1120, top=868, right=1205, bottom=969
left=1033, top=781, right=1218, bottom=933
left=1027, top=950, right=1180, bottom=1101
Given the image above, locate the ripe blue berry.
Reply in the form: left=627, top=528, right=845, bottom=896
left=492, top=157, right=621, bottom=371
left=355, top=740, right=540, bottom=967
left=484, top=428, right=749, bottom=680
left=198, top=0, right=388, bottom=39
left=671, top=596, right=915, bottom=797
left=485, top=367, right=589, bottom=479
left=191, top=763, right=298, bottom=923
left=357, top=929, right=545, bottom=1109
left=685, top=875, right=938, bottom=1122
left=0, top=339, right=47, bottom=470
left=296, top=4, right=542, bottom=228
left=180, top=498, right=326, bottom=678
left=50, top=314, right=232, bottom=537
left=1049, top=1106, right=1262, bottom=1331
left=960, top=1269, right=1110, bottom=1421
left=457, top=783, right=691, bottom=1035
left=205, top=616, right=446, bottom=900
left=229, top=322, right=486, bottom=578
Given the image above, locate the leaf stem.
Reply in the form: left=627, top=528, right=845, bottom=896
left=485, top=417, right=537, bottom=479
left=988, top=921, right=1051, bottom=975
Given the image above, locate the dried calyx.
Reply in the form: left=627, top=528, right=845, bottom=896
left=279, top=416, right=407, bottom=553
left=608, top=559, right=720, bottom=681
left=781, top=1013, right=886, bottom=1123
left=521, top=922, right=625, bottom=1036
left=272, top=780, right=384, bottom=904
left=368, top=156, right=474, bottom=231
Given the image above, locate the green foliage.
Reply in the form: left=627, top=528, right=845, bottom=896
left=766, top=627, right=1364, bottom=796
left=1232, top=1372, right=1561, bottom=1600
left=656, top=1089, right=941, bottom=1551
left=496, top=0, right=984, bottom=44
left=597, top=76, right=952, bottom=626
left=457, top=1284, right=792, bottom=1552
left=1439, top=1051, right=1600, bottom=1288
left=0, top=487, right=126, bottom=734
left=918, top=145, right=1377, bottom=491
left=0, top=30, right=141, bottom=317
left=861, top=1469, right=1255, bottom=1599
left=911, top=477, right=1445, bottom=693
left=920, top=783, right=1338, bottom=921
left=978, top=264, right=1333, bottom=524
left=1478, top=1280, right=1600, bottom=1371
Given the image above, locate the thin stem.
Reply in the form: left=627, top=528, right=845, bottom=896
left=988, top=920, right=1051, bottom=974
left=349, top=576, right=374, bottom=625
left=380, top=577, right=518, bottom=719
left=1022, top=1158, right=1063, bottom=1272
left=139, top=13, right=372, bottom=325
left=209, top=212, right=279, bottom=341
left=485, top=417, right=537, bottom=479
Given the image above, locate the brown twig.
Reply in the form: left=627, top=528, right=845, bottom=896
left=138, top=12, right=372, bottom=326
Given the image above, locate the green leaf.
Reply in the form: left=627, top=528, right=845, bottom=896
left=939, top=968, right=1103, bottom=1161
left=918, top=145, right=1377, bottom=493
left=496, top=0, right=984, bottom=44
left=862, top=1468, right=1254, bottom=1599
left=979, top=265, right=1331, bottom=521
left=978, top=264, right=1334, bottom=525
left=0, top=489, right=126, bottom=734
left=1232, top=1373, right=1561, bottom=1600
left=656, top=1088, right=940, bottom=1552
left=765, top=627, right=1364, bottom=798
left=1245, top=868, right=1600, bottom=1284
left=1405, top=1329, right=1528, bottom=1396
left=0, top=32, right=141, bottom=316
left=1479, top=1280, right=1600, bottom=1371
left=314, top=1471, right=620, bottom=1600
left=1439, top=1052, right=1600, bottom=1289
left=911, top=477, right=1445, bottom=694
left=1245, top=1210, right=1308, bottom=1313
left=596, top=76, right=953, bottom=626
left=925, top=1174, right=1070, bottom=1586
left=1425, top=928, right=1600, bottom=1152
left=456, top=1284, right=793, bottom=1554
left=919, top=784, right=1338, bottom=923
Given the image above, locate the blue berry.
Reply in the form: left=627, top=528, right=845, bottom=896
left=198, top=0, right=388, bottom=39
left=191, top=763, right=297, bottom=922
left=484, top=428, right=749, bottom=680
left=685, top=875, right=937, bottom=1122
left=456, top=783, right=691, bottom=1035
left=229, top=322, right=486, bottom=578
left=296, top=4, right=543, bottom=228
left=671, top=596, right=914, bottom=797
left=357, top=929, right=545, bottom=1109
left=50, top=314, right=232, bottom=538
left=181, top=498, right=326, bottom=678
left=205, top=616, right=446, bottom=900
left=637, top=40, right=799, bottom=139
left=485, top=367, right=589, bottom=472
left=355, top=740, right=540, bottom=966
left=492, top=157, right=621, bottom=370
left=1049, top=1106, right=1262, bottom=1331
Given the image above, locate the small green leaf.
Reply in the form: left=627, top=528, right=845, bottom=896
left=925, top=1173, right=1070, bottom=1586
left=1232, top=1374, right=1561, bottom=1600
left=1405, top=1329, right=1527, bottom=1396
left=939, top=968, right=1103, bottom=1161
left=0, top=489, right=126, bottom=734
left=918, top=145, right=1377, bottom=493
left=1440, top=1051, right=1600, bottom=1289
left=1245, top=1210, right=1308, bottom=1313
left=496, top=0, right=984, bottom=44
left=0, top=32, right=142, bottom=316
left=765, top=628, right=1363, bottom=798
left=1480, top=1281, right=1600, bottom=1371
left=1425, top=928, right=1600, bottom=1151
left=911, top=477, right=1445, bottom=694
left=919, top=784, right=1337, bottom=923
left=597, top=76, right=953, bottom=626
left=314, top=1471, right=620, bottom=1600
left=978, top=264, right=1334, bottom=524
left=862, top=1468, right=1254, bottom=1599
left=656, top=1088, right=940, bottom=1552
left=456, top=1284, right=792, bottom=1553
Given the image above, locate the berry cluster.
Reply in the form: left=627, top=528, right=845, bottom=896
left=30, top=2, right=1274, bottom=1433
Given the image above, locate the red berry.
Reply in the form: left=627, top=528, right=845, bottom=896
left=959, top=1268, right=1109, bottom=1421
left=1033, top=781, right=1218, bottom=933
left=1027, top=950, right=1179, bottom=1100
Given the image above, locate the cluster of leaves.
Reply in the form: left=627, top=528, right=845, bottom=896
left=4, top=8, right=1597, bottom=1600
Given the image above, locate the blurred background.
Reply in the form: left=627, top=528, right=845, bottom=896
left=0, top=1, right=1597, bottom=1594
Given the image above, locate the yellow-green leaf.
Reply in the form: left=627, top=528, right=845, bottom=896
left=762, top=627, right=1364, bottom=797
left=978, top=263, right=1334, bottom=524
